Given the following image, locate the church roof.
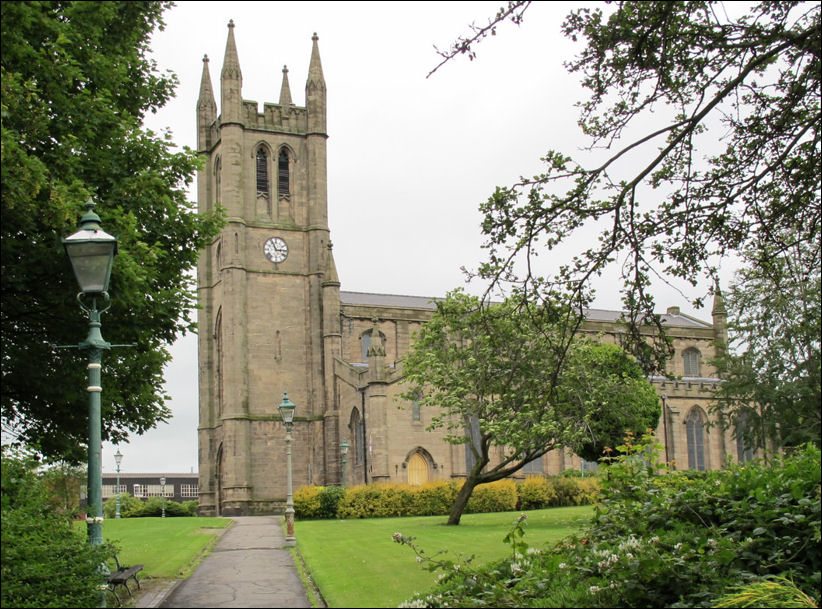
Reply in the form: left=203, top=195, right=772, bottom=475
left=339, top=290, right=711, bottom=328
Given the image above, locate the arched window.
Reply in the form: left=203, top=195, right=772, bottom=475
left=256, top=148, right=269, bottom=197
left=412, top=400, right=421, bottom=422
left=215, top=308, right=223, bottom=417
left=214, top=156, right=222, bottom=205
left=360, top=330, right=386, bottom=361
left=686, top=408, right=706, bottom=471
left=277, top=148, right=290, bottom=197
left=360, top=332, right=370, bottom=361
left=683, top=348, right=701, bottom=376
left=349, top=408, right=364, bottom=466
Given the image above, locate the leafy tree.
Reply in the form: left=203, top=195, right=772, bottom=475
left=1, top=1, right=223, bottom=461
left=712, top=240, right=821, bottom=450
left=401, top=290, right=658, bottom=525
left=1, top=447, right=116, bottom=608
left=434, top=1, right=820, bottom=374
left=41, top=460, right=86, bottom=516
left=557, top=340, right=660, bottom=462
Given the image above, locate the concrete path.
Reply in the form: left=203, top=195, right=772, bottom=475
left=159, top=516, right=313, bottom=608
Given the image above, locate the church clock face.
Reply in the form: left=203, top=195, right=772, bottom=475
left=263, top=237, right=288, bottom=263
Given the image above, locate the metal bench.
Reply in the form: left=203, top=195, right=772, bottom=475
left=107, top=555, right=143, bottom=606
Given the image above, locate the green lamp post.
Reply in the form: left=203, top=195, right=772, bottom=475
left=114, top=448, right=123, bottom=519
left=340, top=440, right=350, bottom=488
left=63, top=198, right=118, bottom=547
left=278, top=392, right=296, bottom=547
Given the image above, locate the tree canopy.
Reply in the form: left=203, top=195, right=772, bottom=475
left=712, top=238, right=821, bottom=451
left=1, top=1, right=223, bottom=461
left=401, top=290, right=659, bottom=524
left=434, top=1, right=820, bottom=374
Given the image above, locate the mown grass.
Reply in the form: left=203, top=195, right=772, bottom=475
left=76, top=517, right=233, bottom=579
left=294, top=506, right=593, bottom=608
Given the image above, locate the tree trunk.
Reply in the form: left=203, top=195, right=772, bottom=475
left=447, top=475, right=479, bottom=525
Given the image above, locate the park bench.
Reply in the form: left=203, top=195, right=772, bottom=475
left=107, top=555, right=143, bottom=606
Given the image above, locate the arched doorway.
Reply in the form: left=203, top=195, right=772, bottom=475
left=407, top=452, right=429, bottom=486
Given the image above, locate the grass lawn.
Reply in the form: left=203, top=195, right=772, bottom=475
left=295, top=506, right=593, bottom=608
left=76, top=517, right=233, bottom=579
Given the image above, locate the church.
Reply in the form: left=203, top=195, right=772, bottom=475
left=195, top=23, right=747, bottom=516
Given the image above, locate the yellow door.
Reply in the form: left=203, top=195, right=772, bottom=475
left=408, top=453, right=429, bottom=486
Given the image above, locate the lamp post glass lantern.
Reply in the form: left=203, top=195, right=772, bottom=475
left=278, top=392, right=296, bottom=546
left=340, top=440, right=349, bottom=487
left=114, top=448, right=123, bottom=519
left=62, top=198, right=118, bottom=548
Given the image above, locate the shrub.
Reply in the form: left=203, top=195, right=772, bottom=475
left=2, top=447, right=116, bottom=608
left=713, top=576, right=818, bottom=608
left=411, top=480, right=459, bottom=516
left=396, top=435, right=821, bottom=608
left=518, top=476, right=557, bottom=510
left=103, top=492, right=143, bottom=519
left=104, top=495, right=194, bottom=517
left=181, top=499, right=199, bottom=516
left=318, top=486, right=345, bottom=519
left=466, top=479, right=518, bottom=513
left=338, top=483, right=415, bottom=518
left=550, top=475, right=588, bottom=506
left=294, top=485, right=323, bottom=520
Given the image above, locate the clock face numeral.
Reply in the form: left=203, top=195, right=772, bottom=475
left=264, top=237, right=288, bottom=263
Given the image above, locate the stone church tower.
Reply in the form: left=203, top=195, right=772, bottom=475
left=197, top=22, right=341, bottom=516
left=197, top=23, right=750, bottom=517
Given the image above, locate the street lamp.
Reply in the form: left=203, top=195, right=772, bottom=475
left=278, top=392, right=296, bottom=547
left=160, top=477, right=166, bottom=518
left=114, top=448, right=123, bottom=519
left=340, top=440, right=349, bottom=487
left=62, top=198, right=118, bottom=547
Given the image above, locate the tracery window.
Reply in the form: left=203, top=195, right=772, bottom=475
left=686, top=408, right=706, bottom=471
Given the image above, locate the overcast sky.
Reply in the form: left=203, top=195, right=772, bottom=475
left=105, top=1, right=730, bottom=474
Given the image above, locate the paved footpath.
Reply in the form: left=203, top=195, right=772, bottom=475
left=158, top=516, right=313, bottom=608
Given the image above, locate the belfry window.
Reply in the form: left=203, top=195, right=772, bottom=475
left=278, top=149, right=290, bottom=197
left=256, top=148, right=269, bottom=197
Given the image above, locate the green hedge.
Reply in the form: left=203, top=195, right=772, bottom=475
left=102, top=494, right=198, bottom=518
left=294, top=475, right=599, bottom=520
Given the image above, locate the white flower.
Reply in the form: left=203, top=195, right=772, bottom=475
left=674, top=542, right=683, bottom=551
left=416, top=556, right=423, bottom=563
left=649, top=536, right=660, bottom=544
left=558, top=563, right=568, bottom=570
left=625, top=552, right=634, bottom=560
left=589, top=585, right=602, bottom=594
left=526, top=547, right=541, bottom=555
left=453, top=564, right=460, bottom=572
